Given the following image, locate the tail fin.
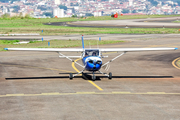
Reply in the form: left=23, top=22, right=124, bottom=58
left=82, top=35, right=84, bottom=49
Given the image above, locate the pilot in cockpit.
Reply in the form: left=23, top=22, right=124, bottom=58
left=85, top=52, right=89, bottom=57
left=92, top=52, right=96, bottom=56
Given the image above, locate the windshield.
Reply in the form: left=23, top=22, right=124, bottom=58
left=85, top=50, right=99, bottom=57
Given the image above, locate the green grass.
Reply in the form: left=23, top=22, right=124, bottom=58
left=0, top=15, right=180, bottom=35
left=177, top=60, right=180, bottom=67
left=0, top=40, right=19, bottom=44
left=0, top=40, right=124, bottom=51
left=173, top=20, right=180, bottom=23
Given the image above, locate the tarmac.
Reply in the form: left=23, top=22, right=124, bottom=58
left=67, top=17, right=180, bottom=28
left=1, top=34, right=180, bottom=41
left=0, top=36, right=180, bottom=119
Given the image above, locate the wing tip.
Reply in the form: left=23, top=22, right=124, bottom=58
left=175, top=48, right=178, bottom=50
left=4, top=48, right=8, bottom=50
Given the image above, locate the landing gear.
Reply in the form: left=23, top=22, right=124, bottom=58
left=92, top=75, right=96, bottom=81
left=98, top=70, right=113, bottom=80
left=69, top=73, right=73, bottom=80
left=69, top=69, right=85, bottom=80
left=92, top=72, right=96, bottom=81
left=108, top=72, right=112, bottom=79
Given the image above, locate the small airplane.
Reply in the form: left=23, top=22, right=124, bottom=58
left=4, top=35, right=178, bottom=80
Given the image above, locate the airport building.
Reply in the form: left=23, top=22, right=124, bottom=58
left=54, top=0, right=60, bottom=5
left=53, top=8, right=64, bottom=18
left=129, top=0, right=133, bottom=6
left=94, top=11, right=102, bottom=16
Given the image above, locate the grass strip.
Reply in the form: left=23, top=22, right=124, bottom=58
left=0, top=15, right=180, bottom=35
left=1, top=27, right=180, bottom=35
left=0, top=40, right=124, bottom=51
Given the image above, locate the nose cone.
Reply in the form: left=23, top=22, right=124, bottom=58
left=86, top=58, right=102, bottom=71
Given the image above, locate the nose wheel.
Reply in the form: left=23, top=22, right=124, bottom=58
left=92, top=71, right=96, bottom=81
left=92, top=75, right=96, bottom=81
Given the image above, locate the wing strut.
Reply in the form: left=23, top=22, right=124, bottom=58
left=102, top=52, right=126, bottom=67
left=58, top=52, right=84, bottom=68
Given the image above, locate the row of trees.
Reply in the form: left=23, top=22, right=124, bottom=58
left=0, top=13, right=31, bottom=19
left=0, top=0, right=20, bottom=3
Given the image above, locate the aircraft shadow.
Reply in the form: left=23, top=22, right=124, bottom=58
left=110, top=76, right=173, bottom=78
left=6, top=75, right=173, bottom=81
left=5, top=76, right=78, bottom=80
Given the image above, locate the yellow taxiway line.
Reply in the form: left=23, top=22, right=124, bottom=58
left=72, top=58, right=103, bottom=91
left=1, top=92, right=180, bottom=97
left=172, top=57, right=180, bottom=70
left=71, top=58, right=82, bottom=75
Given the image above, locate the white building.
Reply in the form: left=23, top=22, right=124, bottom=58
left=54, top=0, right=60, bottom=5
left=21, top=0, right=26, bottom=3
left=94, top=11, right=102, bottom=16
left=53, top=8, right=64, bottom=18
left=77, top=0, right=81, bottom=2
left=129, top=0, right=133, bottom=6
left=2, top=7, right=8, bottom=14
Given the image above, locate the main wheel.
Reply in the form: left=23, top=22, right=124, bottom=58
left=69, top=73, right=73, bottom=80
left=92, top=75, right=96, bottom=81
left=108, top=72, right=112, bottom=79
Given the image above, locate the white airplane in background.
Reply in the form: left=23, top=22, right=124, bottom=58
left=4, top=36, right=178, bottom=80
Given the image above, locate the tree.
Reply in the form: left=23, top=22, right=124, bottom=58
left=72, top=14, right=77, bottom=17
left=37, top=6, right=47, bottom=11
left=70, top=2, right=79, bottom=6
left=148, top=0, right=158, bottom=6
left=132, top=10, right=137, bottom=13
left=0, top=0, right=20, bottom=3
left=12, top=5, right=20, bottom=13
left=1, top=13, right=10, bottom=18
left=177, top=0, right=180, bottom=6
left=43, top=12, right=53, bottom=18
left=58, top=5, right=67, bottom=10
left=70, top=3, right=73, bottom=6
left=0, top=0, right=7, bottom=3
left=85, top=13, right=94, bottom=17
left=122, top=9, right=129, bottom=13
left=10, top=0, right=20, bottom=4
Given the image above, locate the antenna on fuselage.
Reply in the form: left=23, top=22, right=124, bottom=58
left=82, top=35, right=84, bottom=49
left=97, top=40, right=99, bottom=48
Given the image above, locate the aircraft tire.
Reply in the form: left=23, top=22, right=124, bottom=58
left=92, top=75, right=96, bottom=81
left=108, top=72, right=112, bottom=79
left=69, top=73, right=73, bottom=80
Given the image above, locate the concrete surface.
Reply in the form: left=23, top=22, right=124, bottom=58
left=0, top=36, right=180, bottom=120
left=69, top=17, right=180, bottom=28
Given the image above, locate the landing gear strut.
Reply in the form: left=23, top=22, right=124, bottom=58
left=92, top=72, right=96, bottom=81
left=98, top=70, right=113, bottom=80
left=69, top=69, right=85, bottom=80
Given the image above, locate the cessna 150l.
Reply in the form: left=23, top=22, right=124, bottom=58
left=4, top=36, right=178, bottom=80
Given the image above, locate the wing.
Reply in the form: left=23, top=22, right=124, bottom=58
left=4, top=48, right=84, bottom=52
left=100, top=48, right=178, bottom=52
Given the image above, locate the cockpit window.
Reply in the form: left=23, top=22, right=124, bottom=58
left=85, top=50, right=99, bottom=57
